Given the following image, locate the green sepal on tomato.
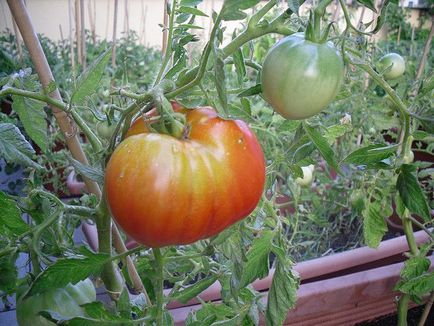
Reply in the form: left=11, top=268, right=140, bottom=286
left=105, top=103, right=266, bottom=248
left=261, top=32, right=344, bottom=120
left=16, top=279, right=96, bottom=326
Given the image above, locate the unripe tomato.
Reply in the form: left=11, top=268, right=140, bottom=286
left=96, top=121, right=116, bottom=139
left=16, top=279, right=95, bottom=326
left=295, top=165, right=314, bottom=186
left=377, top=53, right=405, bottom=80
left=105, top=106, right=266, bottom=247
left=261, top=33, right=344, bottom=120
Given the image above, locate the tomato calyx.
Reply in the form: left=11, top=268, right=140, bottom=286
left=305, top=10, right=332, bottom=44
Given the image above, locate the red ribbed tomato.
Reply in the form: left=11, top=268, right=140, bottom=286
left=105, top=106, right=265, bottom=247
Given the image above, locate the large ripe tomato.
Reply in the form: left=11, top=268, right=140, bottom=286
left=105, top=106, right=266, bottom=247
left=16, top=279, right=96, bottom=326
left=261, top=33, right=344, bottom=120
left=377, top=53, right=405, bottom=80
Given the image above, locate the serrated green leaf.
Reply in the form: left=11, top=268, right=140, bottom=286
left=265, top=261, right=299, bottom=326
left=238, top=230, right=274, bottom=289
left=232, top=48, right=246, bottom=85
left=70, top=158, right=104, bottom=185
left=0, top=191, right=29, bottom=236
left=26, top=253, right=109, bottom=297
left=178, top=24, right=204, bottom=30
left=323, top=124, right=352, bottom=143
left=178, top=6, right=208, bottom=17
left=362, top=200, right=388, bottom=248
left=396, top=272, right=434, bottom=297
left=0, top=123, right=42, bottom=169
left=342, top=144, right=398, bottom=165
left=356, top=0, right=377, bottom=13
left=304, top=123, right=341, bottom=174
left=71, top=48, right=111, bottom=105
left=400, top=257, right=431, bottom=281
left=397, top=166, right=430, bottom=222
left=0, top=249, right=18, bottom=294
left=237, top=84, right=262, bottom=98
left=214, top=50, right=227, bottom=116
left=12, top=95, right=48, bottom=152
left=171, top=274, right=219, bottom=304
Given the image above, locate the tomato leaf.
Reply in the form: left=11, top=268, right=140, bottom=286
left=232, top=47, right=246, bottom=85
left=178, top=6, right=208, bottom=17
left=70, top=158, right=104, bottom=185
left=71, top=48, right=111, bottom=105
left=342, top=143, right=398, bottom=165
left=0, top=123, right=42, bottom=170
left=356, top=0, right=377, bottom=13
left=11, top=95, right=48, bottom=152
left=26, top=252, right=109, bottom=297
left=362, top=199, right=389, bottom=248
left=220, top=0, right=261, bottom=21
left=396, top=166, right=431, bottom=222
left=237, top=84, right=262, bottom=97
left=0, top=191, right=29, bottom=236
left=171, top=274, right=219, bottom=304
left=265, top=259, right=299, bottom=326
left=238, top=230, right=274, bottom=289
left=214, top=50, right=228, bottom=116
left=399, top=256, right=431, bottom=282
left=304, top=123, right=341, bottom=175
left=0, top=245, right=18, bottom=295
left=395, top=272, right=434, bottom=297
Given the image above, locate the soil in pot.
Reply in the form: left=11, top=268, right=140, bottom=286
left=356, top=304, right=434, bottom=326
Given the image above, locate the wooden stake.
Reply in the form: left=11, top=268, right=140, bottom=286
left=6, top=0, right=148, bottom=301
left=414, top=17, right=434, bottom=91
left=88, top=0, right=96, bottom=46
left=80, top=0, right=86, bottom=69
left=68, top=0, right=76, bottom=82
left=12, top=17, right=23, bottom=65
left=162, top=0, right=169, bottom=56
left=112, top=0, right=119, bottom=68
left=75, top=0, right=82, bottom=65
left=124, top=0, right=130, bottom=36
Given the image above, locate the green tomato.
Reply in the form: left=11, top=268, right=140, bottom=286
left=378, top=53, right=405, bottom=80
left=16, top=279, right=96, bottom=326
left=295, top=165, right=314, bottom=186
left=261, top=33, right=344, bottom=120
left=96, top=121, right=116, bottom=139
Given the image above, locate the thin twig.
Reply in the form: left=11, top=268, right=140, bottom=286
left=418, top=292, right=434, bottom=326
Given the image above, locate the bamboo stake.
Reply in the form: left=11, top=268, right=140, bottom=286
left=112, top=0, right=119, bottom=68
left=68, top=0, right=76, bottom=82
left=12, top=18, right=23, bottom=65
left=6, top=0, right=148, bottom=301
left=415, top=17, right=433, bottom=82
left=105, top=0, right=111, bottom=40
left=75, top=0, right=82, bottom=65
left=80, top=0, right=86, bottom=69
left=331, top=0, right=340, bottom=22
left=88, top=0, right=96, bottom=46
left=124, top=0, right=130, bottom=36
left=356, top=6, right=366, bottom=28
left=162, top=0, right=169, bottom=56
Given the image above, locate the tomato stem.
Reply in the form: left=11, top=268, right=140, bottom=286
left=153, top=247, right=165, bottom=325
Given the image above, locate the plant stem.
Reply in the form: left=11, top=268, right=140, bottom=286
left=153, top=247, right=165, bottom=325
left=0, top=87, right=66, bottom=109
left=418, top=292, right=434, bottom=326
left=407, top=216, right=434, bottom=242
left=398, top=209, right=420, bottom=326
left=398, top=294, right=410, bottom=326
left=96, top=194, right=124, bottom=299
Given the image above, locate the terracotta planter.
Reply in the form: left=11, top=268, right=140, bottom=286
left=165, top=230, right=432, bottom=324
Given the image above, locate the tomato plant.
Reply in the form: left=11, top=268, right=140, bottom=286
left=377, top=53, right=406, bottom=80
left=105, top=106, right=265, bottom=247
left=16, top=279, right=95, bottom=326
left=261, top=33, right=344, bottom=120
left=295, top=165, right=314, bottom=186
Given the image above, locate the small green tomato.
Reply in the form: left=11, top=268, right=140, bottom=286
left=378, top=53, right=405, bottom=80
